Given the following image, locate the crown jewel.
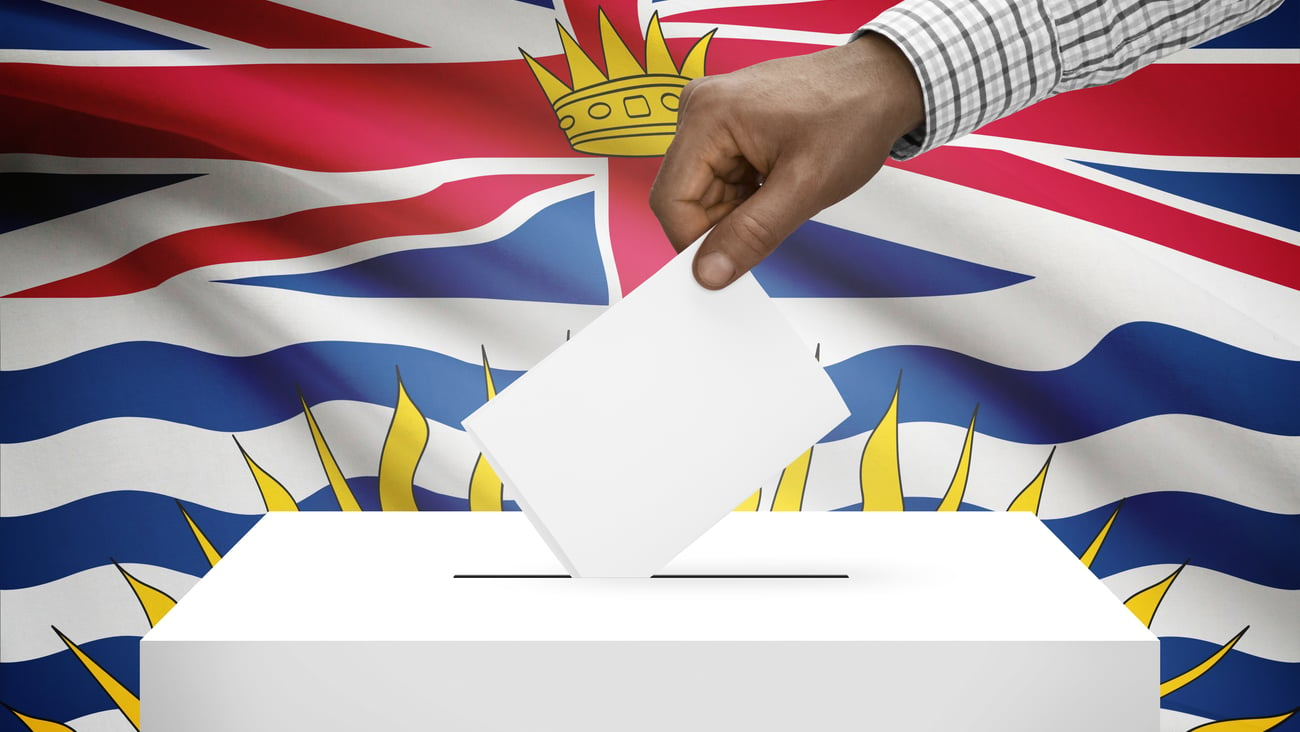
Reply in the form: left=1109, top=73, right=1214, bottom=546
left=521, top=11, right=714, bottom=157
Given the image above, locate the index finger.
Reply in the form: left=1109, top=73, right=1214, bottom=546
left=649, top=84, right=737, bottom=252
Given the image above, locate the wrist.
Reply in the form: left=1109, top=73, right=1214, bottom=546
left=842, top=32, right=925, bottom=143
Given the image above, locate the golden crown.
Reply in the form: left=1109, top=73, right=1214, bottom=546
left=521, top=11, right=714, bottom=157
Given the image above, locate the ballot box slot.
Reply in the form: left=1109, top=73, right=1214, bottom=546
left=654, top=574, right=849, bottom=579
left=453, top=574, right=572, bottom=578
left=452, top=573, right=850, bottom=579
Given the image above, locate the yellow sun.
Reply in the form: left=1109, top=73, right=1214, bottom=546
left=6, top=362, right=1292, bottom=732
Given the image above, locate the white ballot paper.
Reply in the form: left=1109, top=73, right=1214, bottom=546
left=463, top=242, right=849, bottom=577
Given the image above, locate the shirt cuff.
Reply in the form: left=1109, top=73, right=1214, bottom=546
left=857, top=0, right=1063, bottom=158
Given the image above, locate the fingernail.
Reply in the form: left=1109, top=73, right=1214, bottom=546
left=697, top=251, right=736, bottom=289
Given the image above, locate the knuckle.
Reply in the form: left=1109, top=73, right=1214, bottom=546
left=726, top=209, right=780, bottom=263
left=679, top=77, right=720, bottom=113
left=681, top=77, right=708, bottom=99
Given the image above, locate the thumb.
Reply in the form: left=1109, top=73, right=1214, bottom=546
left=693, top=171, right=812, bottom=290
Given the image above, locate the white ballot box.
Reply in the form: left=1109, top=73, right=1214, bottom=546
left=142, top=512, right=1157, bottom=731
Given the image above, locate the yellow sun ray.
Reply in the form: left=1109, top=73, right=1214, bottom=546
left=937, top=406, right=978, bottom=512
left=234, top=437, right=298, bottom=512
left=3, top=705, right=76, bottom=732
left=772, top=344, right=819, bottom=512
left=1188, top=708, right=1299, bottom=731
left=469, top=455, right=504, bottom=511
left=772, top=446, right=813, bottom=511
left=860, top=378, right=903, bottom=511
left=52, top=627, right=140, bottom=730
left=300, top=390, right=360, bottom=511
left=113, top=560, right=177, bottom=628
left=470, top=347, right=504, bottom=511
left=177, top=500, right=222, bottom=567
left=378, top=370, right=427, bottom=511
left=1079, top=500, right=1124, bottom=569
left=1124, top=562, right=1186, bottom=627
left=734, top=489, right=761, bottom=511
left=1161, top=626, right=1249, bottom=697
left=1007, top=448, right=1055, bottom=514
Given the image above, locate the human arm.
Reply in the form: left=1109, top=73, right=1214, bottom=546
left=649, top=34, right=923, bottom=289
left=864, top=0, right=1286, bottom=158
left=651, top=0, right=1285, bottom=289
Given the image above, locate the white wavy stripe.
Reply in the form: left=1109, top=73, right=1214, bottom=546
left=1, top=179, right=616, bottom=371
left=1, top=292, right=599, bottom=374
left=787, top=164, right=1300, bottom=370
left=0, top=155, right=607, bottom=297
left=1, top=402, right=487, bottom=518
left=1102, top=564, right=1300, bottom=663
left=782, top=416, right=1300, bottom=517
left=65, top=709, right=139, bottom=732
left=1, top=563, right=199, bottom=663
left=1161, top=710, right=1212, bottom=732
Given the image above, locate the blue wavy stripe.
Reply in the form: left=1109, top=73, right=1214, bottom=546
left=0, top=173, right=203, bottom=235
left=1075, top=162, right=1300, bottom=231
left=0, top=481, right=520, bottom=590
left=835, top=493, right=1298, bottom=590
left=1045, top=492, right=1300, bottom=590
left=0, top=0, right=201, bottom=50
left=220, top=193, right=610, bottom=306
left=0, top=492, right=257, bottom=590
left=1198, top=0, right=1299, bottom=48
left=823, top=321, right=1300, bottom=443
left=6, top=485, right=1294, bottom=592
left=1160, top=637, right=1300, bottom=723
left=293, top=476, right=519, bottom=513
left=0, top=342, right=524, bottom=443
left=751, top=219, right=1032, bottom=298
left=0, top=636, right=138, bottom=727
left=6, top=322, right=1298, bottom=445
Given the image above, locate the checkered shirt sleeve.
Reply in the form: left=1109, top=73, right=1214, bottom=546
left=859, top=0, right=1285, bottom=158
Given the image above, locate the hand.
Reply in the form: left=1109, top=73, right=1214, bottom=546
left=649, top=33, right=924, bottom=289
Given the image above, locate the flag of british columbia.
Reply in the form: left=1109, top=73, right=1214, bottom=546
left=1, top=0, right=1297, bottom=729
